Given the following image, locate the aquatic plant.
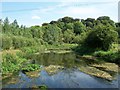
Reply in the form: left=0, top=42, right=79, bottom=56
left=22, top=64, right=40, bottom=72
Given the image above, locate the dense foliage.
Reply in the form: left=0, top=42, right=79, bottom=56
left=22, top=64, right=40, bottom=72
left=85, top=25, right=118, bottom=51
left=2, top=53, right=26, bottom=74
left=1, top=16, right=119, bottom=50
left=1, top=16, right=120, bottom=72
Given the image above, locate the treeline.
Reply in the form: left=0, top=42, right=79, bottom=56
left=0, top=16, right=120, bottom=51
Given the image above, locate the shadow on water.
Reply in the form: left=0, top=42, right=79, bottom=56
left=2, top=52, right=119, bottom=88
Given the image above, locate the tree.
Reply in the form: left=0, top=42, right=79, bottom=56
left=42, top=23, right=49, bottom=26
left=74, top=32, right=89, bottom=44
left=61, top=16, right=74, bottom=23
left=3, top=17, right=10, bottom=33
left=23, top=28, right=32, bottom=38
left=97, top=16, right=110, bottom=20
left=84, top=18, right=95, bottom=28
left=74, top=18, right=80, bottom=22
left=0, top=19, right=2, bottom=33
left=63, top=29, right=75, bottom=43
left=30, top=26, right=43, bottom=39
left=65, top=23, right=74, bottom=30
left=42, top=24, right=63, bottom=45
left=73, top=21, right=86, bottom=35
left=85, top=25, right=118, bottom=51
left=10, top=19, right=20, bottom=35
left=97, top=16, right=116, bottom=27
left=2, top=36, right=12, bottom=50
left=12, top=19, right=19, bottom=28
left=115, top=22, right=120, bottom=27
left=50, top=21, right=57, bottom=24
left=115, top=22, right=120, bottom=43
left=56, top=21, right=65, bottom=30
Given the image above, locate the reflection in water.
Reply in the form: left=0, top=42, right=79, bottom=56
left=34, top=52, right=76, bottom=68
left=2, top=52, right=119, bottom=88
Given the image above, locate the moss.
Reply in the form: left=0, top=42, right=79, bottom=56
left=78, top=62, right=118, bottom=81
left=91, top=63, right=118, bottom=72
left=78, top=66, right=113, bottom=81
left=25, top=70, right=40, bottom=78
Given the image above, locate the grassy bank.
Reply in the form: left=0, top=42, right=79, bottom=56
left=74, top=44, right=119, bottom=65
left=1, top=44, right=78, bottom=76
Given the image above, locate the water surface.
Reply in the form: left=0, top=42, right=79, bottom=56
left=2, top=52, right=120, bottom=88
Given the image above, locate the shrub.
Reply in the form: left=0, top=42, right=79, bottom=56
left=2, top=36, right=12, bottom=50
left=93, top=50, right=120, bottom=64
left=93, top=50, right=113, bottom=57
left=22, top=64, right=40, bottom=72
left=20, top=46, right=42, bottom=59
left=85, top=25, right=118, bottom=51
left=2, top=53, right=26, bottom=74
left=12, top=36, right=38, bottom=49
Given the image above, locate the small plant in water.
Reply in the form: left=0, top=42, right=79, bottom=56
left=22, top=64, right=40, bottom=72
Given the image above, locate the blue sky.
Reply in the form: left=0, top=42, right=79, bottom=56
left=1, top=0, right=119, bottom=27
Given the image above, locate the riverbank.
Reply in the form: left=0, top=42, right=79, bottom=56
left=1, top=44, right=77, bottom=76
left=1, top=43, right=119, bottom=81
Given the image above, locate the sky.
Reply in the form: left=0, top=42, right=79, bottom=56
left=1, top=0, right=120, bottom=27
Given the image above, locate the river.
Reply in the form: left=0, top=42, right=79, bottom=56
left=2, top=52, right=120, bottom=89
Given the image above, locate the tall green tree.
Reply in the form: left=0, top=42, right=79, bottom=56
left=61, top=16, right=74, bottom=23
left=97, top=16, right=116, bottom=27
left=84, top=18, right=95, bottom=28
left=0, top=19, right=2, bottom=33
left=43, top=24, right=63, bottom=45
left=63, top=29, right=75, bottom=43
left=73, top=21, right=86, bottom=35
left=85, top=25, right=118, bottom=51
left=3, top=17, right=10, bottom=33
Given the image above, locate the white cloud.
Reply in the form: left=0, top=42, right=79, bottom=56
left=32, top=15, right=41, bottom=19
left=31, top=1, right=118, bottom=23
left=3, top=0, right=119, bottom=2
left=58, top=7, right=99, bottom=15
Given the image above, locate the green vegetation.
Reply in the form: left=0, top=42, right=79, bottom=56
left=31, top=85, right=47, bottom=90
left=22, top=64, right=40, bottom=72
left=2, top=53, right=26, bottom=74
left=1, top=16, right=120, bottom=77
left=93, top=50, right=120, bottom=64
left=84, top=25, right=118, bottom=51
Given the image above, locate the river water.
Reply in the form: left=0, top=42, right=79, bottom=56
left=2, top=52, right=120, bottom=89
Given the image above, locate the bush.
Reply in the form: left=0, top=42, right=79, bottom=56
left=22, top=64, right=40, bottom=72
left=74, top=45, right=96, bottom=55
left=20, top=46, right=40, bottom=53
left=2, top=36, right=12, bottom=50
left=2, top=53, right=26, bottom=74
left=12, top=36, right=38, bottom=49
left=85, top=25, right=118, bottom=51
left=93, top=50, right=114, bottom=57
left=20, top=46, right=42, bottom=59
left=93, top=50, right=120, bottom=64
